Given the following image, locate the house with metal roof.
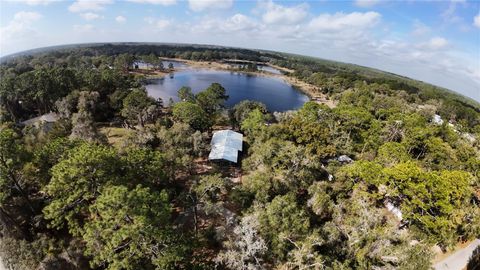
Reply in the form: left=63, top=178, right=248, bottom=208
left=208, top=130, right=243, bottom=163
left=21, top=112, right=58, bottom=126
left=20, top=112, right=59, bottom=132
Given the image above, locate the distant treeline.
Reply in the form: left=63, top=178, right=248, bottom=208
left=271, top=54, right=480, bottom=127
left=1, top=43, right=282, bottom=65
left=1, top=43, right=479, bottom=128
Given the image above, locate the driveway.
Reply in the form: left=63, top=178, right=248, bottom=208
left=434, top=239, right=480, bottom=270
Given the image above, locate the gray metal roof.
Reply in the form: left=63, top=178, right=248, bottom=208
left=208, top=130, right=243, bottom=163
left=21, top=112, right=58, bottom=126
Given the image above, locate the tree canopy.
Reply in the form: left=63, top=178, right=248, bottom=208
left=0, top=44, right=479, bottom=270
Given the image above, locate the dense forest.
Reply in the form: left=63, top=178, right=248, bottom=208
left=0, top=43, right=479, bottom=269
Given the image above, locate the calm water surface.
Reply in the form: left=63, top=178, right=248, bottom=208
left=145, top=69, right=309, bottom=112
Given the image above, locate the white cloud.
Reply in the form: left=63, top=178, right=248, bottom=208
left=418, top=37, right=449, bottom=50
left=364, top=35, right=480, bottom=100
left=144, top=17, right=155, bottom=24
left=144, top=17, right=172, bottom=30
left=0, top=11, right=42, bottom=41
left=73, top=24, right=95, bottom=32
left=411, top=20, right=430, bottom=36
left=194, top=14, right=260, bottom=33
left=309, top=11, right=380, bottom=32
left=116, top=16, right=126, bottom=23
left=12, top=10, right=42, bottom=21
left=80, top=12, right=102, bottom=21
left=156, top=19, right=171, bottom=29
left=428, top=37, right=448, bottom=49
left=354, top=0, right=381, bottom=8
left=188, top=0, right=233, bottom=12
left=474, top=12, right=480, bottom=28
left=261, top=1, right=308, bottom=25
left=441, top=0, right=466, bottom=24
left=68, top=0, right=113, bottom=13
left=15, top=0, right=58, bottom=5
left=224, top=14, right=259, bottom=31
left=126, top=0, right=176, bottom=5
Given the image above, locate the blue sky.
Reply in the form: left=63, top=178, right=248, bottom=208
left=1, top=0, right=479, bottom=101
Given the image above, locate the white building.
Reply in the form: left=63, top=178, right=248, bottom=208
left=208, top=130, right=243, bottom=163
left=432, top=114, right=444, bottom=125
left=385, top=201, right=403, bottom=221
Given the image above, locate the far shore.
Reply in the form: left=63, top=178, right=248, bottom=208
left=157, top=57, right=337, bottom=108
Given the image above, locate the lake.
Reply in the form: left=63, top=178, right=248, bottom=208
left=145, top=69, right=309, bottom=112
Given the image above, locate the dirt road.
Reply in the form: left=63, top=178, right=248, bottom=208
left=434, top=239, right=480, bottom=270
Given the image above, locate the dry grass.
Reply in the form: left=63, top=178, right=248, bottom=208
left=281, top=76, right=337, bottom=108
left=99, top=126, right=133, bottom=149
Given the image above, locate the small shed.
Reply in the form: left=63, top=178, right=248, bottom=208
left=432, top=114, right=444, bottom=125
left=338, top=155, right=353, bottom=163
left=208, top=130, right=243, bottom=163
left=20, top=112, right=59, bottom=131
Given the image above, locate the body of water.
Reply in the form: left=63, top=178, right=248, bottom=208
left=258, top=65, right=282, bottom=75
left=145, top=69, right=308, bottom=112
left=162, top=60, right=188, bottom=69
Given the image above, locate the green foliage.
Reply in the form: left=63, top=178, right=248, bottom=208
left=43, top=143, right=122, bottom=235
left=195, top=83, right=228, bottom=115
left=257, top=194, right=310, bottom=259
left=317, top=186, right=434, bottom=269
left=342, top=160, right=386, bottom=188
left=33, top=137, right=81, bottom=187
left=377, top=142, right=410, bottom=166
left=282, top=102, right=336, bottom=158
left=307, top=182, right=332, bottom=217
left=347, top=159, right=476, bottom=246
left=192, top=174, right=227, bottom=205
left=242, top=170, right=274, bottom=203
left=398, top=244, right=434, bottom=270
left=1, top=44, right=479, bottom=270
left=83, top=185, right=184, bottom=270
left=231, top=100, right=267, bottom=125
left=121, top=147, right=167, bottom=187
left=121, top=88, right=159, bottom=127
left=0, top=128, right=30, bottom=205
left=178, top=86, right=195, bottom=102
left=172, top=101, right=210, bottom=131
left=156, top=122, right=206, bottom=178
left=423, top=137, right=458, bottom=170
left=243, top=138, right=323, bottom=194
left=387, top=164, right=473, bottom=245
left=114, top=53, right=135, bottom=71
left=70, top=91, right=104, bottom=142
left=240, top=109, right=267, bottom=137
left=334, top=105, right=374, bottom=149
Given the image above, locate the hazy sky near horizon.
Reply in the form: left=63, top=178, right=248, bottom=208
left=1, top=0, right=479, bottom=101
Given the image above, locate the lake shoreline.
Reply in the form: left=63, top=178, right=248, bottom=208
left=158, top=57, right=337, bottom=108
left=145, top=63, right=310, bottom=111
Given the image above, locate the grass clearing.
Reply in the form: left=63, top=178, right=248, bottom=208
left=99, top=126, right=133, bottom=149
